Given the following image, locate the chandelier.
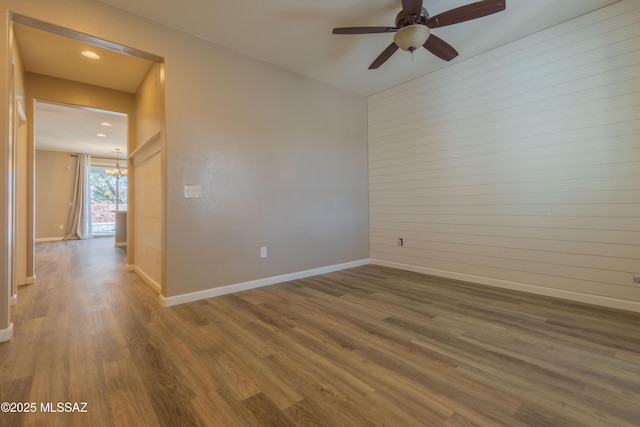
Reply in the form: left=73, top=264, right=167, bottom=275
left=105, top=148, right=128, bottom=177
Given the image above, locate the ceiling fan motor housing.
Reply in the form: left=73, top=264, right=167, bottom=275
left=394, top=7, right=431, bottom=52
left=395, top=7, right=429, bottom=28
left=332, top=0, right=507, bottom=68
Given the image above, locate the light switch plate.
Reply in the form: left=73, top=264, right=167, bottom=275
left=184, top=184, right=202, bottom=199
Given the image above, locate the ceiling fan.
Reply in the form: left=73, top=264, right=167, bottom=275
left=333, top=0, right=506, bottom=69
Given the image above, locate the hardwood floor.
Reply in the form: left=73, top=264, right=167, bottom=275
left=1, top=238, right=640, bottom=426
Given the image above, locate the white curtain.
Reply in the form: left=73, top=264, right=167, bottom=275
left=64, top=154, right=92, bottom=240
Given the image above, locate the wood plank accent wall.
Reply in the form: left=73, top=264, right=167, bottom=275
left=368, top=0, right=640, bottom=309
left=132, top=148, right=162, bottom=289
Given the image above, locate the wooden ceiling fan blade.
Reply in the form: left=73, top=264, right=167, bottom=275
left=402, top=0, right=424, bottom=22
left=423, top=34, right=459, bottom=61
left=333, top=27, right=398, bottom=34
left=426, top=0, right=505, bottom=28
left=369, top=43, right=399, bottom=69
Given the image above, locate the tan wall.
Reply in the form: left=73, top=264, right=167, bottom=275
left=13, top=38, right=28, bottom=287
left=163, top=38, right=368, bottom=297
left=368, top=0, right=640, bottom=311
left=1, top=18, right=31, bottom=334
left=34, top=150, right=76, bottom=240
left=26, top=73, right=135, bottom=118
left=136, top=62, right=164, bottom=147
left=0, top=0, right=369, bottom=303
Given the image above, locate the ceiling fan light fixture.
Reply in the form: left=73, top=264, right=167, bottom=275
left=393, top=24, right=430, bottom=52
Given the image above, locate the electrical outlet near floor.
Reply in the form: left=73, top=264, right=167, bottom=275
left=260, top=246, right=267, bottom=258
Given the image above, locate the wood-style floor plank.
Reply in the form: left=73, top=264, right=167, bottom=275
left=1, top=238, right=639, bottom=426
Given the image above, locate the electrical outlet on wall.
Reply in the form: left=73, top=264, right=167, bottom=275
left=633, top=276, right=640, bottom=284
left=260, top=246, right=267, bottom=258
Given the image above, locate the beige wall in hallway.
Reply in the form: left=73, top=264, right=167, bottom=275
left=15, top=114, right=28, bottom=285
left=34, top=150, right=76, bottom=240
left=26, top=73, right=135, bottom=120
left=135, top=62, right=164, bottom=146
left=12, top=31, right=28, bottom=290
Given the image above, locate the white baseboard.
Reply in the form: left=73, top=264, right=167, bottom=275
left=129, top=264, right=161, bottom=294
left=0, top=323, right=13, bottom=342
left=371, top=259, right=640, bottom=313
left=160, top=259, right=371, bottom=307
left=35, top=237, right=64, bottom=243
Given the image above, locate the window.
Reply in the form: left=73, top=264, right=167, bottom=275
left=89, top=165, right=127, bottom=236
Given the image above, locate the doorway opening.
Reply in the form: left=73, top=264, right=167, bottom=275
left=34, top=101, right=128, bottom=242
left=7, top=13, right=166, bottom=334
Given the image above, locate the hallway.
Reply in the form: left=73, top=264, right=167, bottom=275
left=1, top=238, right=157, bottom=426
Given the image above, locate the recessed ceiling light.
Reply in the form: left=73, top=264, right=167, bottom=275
left=97, top=133, right=107, bottom=137
left=82, top=50, right=100, bottom=59
left=100, top=122, right=112, bottom=127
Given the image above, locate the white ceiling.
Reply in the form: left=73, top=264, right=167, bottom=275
left=98, top=0, right=622, bottom=96
left=34, top=102, right=128, bottom=158
left=14, top=0, right=622, bottom=157
left=13, top=23, right=153, bottom=93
